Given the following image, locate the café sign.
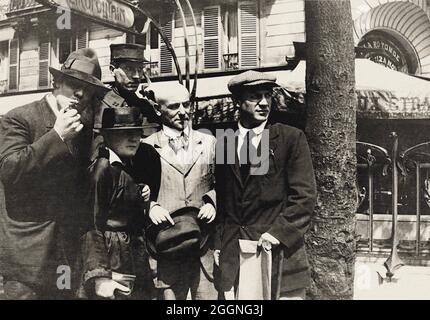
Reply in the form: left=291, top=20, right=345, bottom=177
left=37, top=0, right=135, bottom=29
left=358, top=32, right=415, bottom=74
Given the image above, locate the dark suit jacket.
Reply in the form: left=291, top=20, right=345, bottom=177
left=0, top=98, right=91, bottom=295
left=215, top=123, right=317, bottom=296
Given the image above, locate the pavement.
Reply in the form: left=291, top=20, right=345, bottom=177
left=354, top=256, right=430, bottom=299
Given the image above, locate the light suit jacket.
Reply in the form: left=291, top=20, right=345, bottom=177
left=143, top=128, right=216, bottom=213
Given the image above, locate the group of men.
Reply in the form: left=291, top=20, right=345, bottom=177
left=0, top=44, right=316, bottom=300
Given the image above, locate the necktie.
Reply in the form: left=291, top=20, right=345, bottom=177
left=239, top=130, right=257, bottom=181
left=168, top=132, right=189, bottom=154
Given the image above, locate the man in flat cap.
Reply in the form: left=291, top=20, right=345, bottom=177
left=110, top=43, right=159, bottom=136
left=142, top=82, right=218, bottom=300
left=214, top=70, right=316, bottom=300
left=0, top=48, right=108, bottom=299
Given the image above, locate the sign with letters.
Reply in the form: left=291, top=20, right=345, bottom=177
left=36, top=0, right=135, bottom=30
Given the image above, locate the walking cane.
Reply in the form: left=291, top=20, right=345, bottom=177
left=275, top=248, right=284, bottom=300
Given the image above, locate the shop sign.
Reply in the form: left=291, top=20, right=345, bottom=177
left=37, top=0, right=135, bottom=29
left=358, top=34, right=411, bottom=73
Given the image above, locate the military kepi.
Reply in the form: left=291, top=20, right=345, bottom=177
left=110, top=43, right=147, bottom=62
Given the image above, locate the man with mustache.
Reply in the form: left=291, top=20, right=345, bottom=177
left=214, top=70, right=317, bottom=300
left=142, top=82, right=218, bottom=300
left=109, top=43, right=159, bottom=135
left=0, top=48, right=108, bottom=299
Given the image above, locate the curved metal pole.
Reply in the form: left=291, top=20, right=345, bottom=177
left=384, top=132, right=404, bottom=280
left=174, top=0, right=190, bottom=91
left=183, top=0, right=199, bottom=101
left=134, top=6, right=183, bottom=83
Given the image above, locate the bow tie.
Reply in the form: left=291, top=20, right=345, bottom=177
left=168, top=132, right=189, bottom=153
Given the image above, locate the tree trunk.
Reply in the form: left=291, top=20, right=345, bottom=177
left=304, top=0, right=357, bottom=299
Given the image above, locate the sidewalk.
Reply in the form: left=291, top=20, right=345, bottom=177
left=354, top=257, right=430, bottom=299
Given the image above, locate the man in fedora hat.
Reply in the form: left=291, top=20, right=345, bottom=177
left=0, top=48, right=108, bottom=299
left=142, top=82, right=218, bottom=300
left=109, top=43, right=160, bottom=137
left=214, top=70, right=316, bottom=300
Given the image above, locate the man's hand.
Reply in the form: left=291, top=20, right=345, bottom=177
left=139, top=184, right=151, bottom=202
left=94, top=277, right=130, bottom=299
left=198, top=203, right=216, bottom=223
left=257, top=232, right=280, bottom=251
left=113, top=68, right=130, bottom=87
left=214, top=249, right=220, bottom=266
left=54, top=95, right=83, bottom=141
left=149, top=205, right=174, bottom=225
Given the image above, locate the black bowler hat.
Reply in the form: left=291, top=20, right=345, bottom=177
left=146, top=206, right=210, bottom=259
left=110, top=43, right=148, bottom=62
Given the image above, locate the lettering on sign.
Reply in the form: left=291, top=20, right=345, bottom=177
left=47, top=0, right=135, bottom=29
left=357, top=31, right=415, bottom=74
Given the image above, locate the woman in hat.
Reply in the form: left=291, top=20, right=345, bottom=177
left=77, top=106, right=156, bottom=300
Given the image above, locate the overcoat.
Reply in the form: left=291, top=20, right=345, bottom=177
left=214, top=123, right=317, bottom=296
left=0, top=98, right=92, bottom=296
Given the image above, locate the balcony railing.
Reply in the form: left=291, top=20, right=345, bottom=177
left=222, top=53, right=239, bottom=71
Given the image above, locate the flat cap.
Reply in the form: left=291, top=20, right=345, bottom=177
left=227, top=70, right=279, bottom=93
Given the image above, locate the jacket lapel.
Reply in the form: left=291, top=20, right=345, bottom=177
left=38, top=97, right=56, bottom=132
left=153, top=130, right=187, bottom=175
left=183, top=130, right=204, bottom=177
left=240, top=123, right=280, bottom=186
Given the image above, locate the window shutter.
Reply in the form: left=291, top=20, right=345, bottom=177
left=203, top=6, right=221, bottom=70
left=38, top=35, right=50, bottom=88
left=76, top=28, right=88, bottom=49
left=238, top=1, right=258, bottom=68
left=8, top=39, right=19, bottom=91
left=159, top=18, right=173, bottom=74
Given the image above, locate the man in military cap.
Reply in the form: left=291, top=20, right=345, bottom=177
left=110, top=43, right=159, bottom=136
left=214, top=70, right=317, bottom=300
left=0, top=48, right=108, bottom=299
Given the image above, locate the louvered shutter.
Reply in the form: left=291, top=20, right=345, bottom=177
left=239, top=1, right=258, bottom=68
left=38, top=35, right=50, bottom=88
left=159, top=18, right=173, bottom=74
left=8, top=39, right=19, bottom=91
left=203, top=6, right=220, bottom=70
left=76, top=28, right=88, bottom=49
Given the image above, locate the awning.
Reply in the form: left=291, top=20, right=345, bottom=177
left=277, top=59, right=430, bottom=119
left=0, top=92, right=46, bottom=116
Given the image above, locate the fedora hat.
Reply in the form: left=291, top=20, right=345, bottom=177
left=96, top=105, right=144, bottom=130
left=49, top=48, right=108, bottom=91
left=146, top=206, right=210, bottom=259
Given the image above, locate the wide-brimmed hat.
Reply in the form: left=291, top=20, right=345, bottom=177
left=110, top=43, right=148, bottom=63
left=228, top=70, right=279, bottom=94
left=49, top=48, right=108, bottom=91
left=146, top=206, right=210, bottom=259
left=96, top=106, right=144, bottom=130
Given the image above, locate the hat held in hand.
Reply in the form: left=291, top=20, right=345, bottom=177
left=146, top=206, right=210, bottom=258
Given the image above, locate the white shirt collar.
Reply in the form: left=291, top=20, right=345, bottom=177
left=45, top=93, right=60, bottom=116
left=162, top=124, right=190, bottom=140
left=238, top=120, right=267, bottom=137
left=107, top=148, right=124, bottom=166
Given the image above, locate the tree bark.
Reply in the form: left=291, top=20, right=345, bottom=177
left=304, top=0, right=357, bottom=299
